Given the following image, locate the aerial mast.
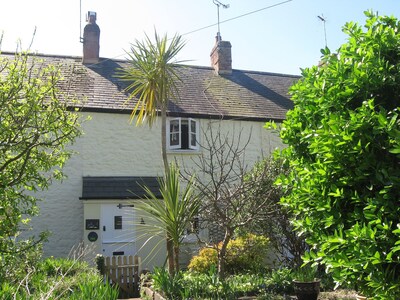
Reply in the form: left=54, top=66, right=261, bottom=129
left=318, top=14, right=328, bottom=48
left=213, top=0, right=230, bottom=41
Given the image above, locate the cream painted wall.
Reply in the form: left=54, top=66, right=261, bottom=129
left=82, top=199, right=166, bottom=270
left=30, top=111, right=283, bottom=269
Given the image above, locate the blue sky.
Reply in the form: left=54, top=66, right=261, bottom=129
left=0, top=0, right=399, bottom=75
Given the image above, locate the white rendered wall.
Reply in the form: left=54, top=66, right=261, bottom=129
left=30, top=111, right=283, bottom=267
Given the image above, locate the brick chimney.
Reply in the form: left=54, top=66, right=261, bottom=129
left=82, top=11, right=100, bottom=64
left=210, top=33, right=232, bottom=75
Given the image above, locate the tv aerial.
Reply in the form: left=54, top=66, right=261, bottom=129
left=213, top=0, right=230, bottom=40
left=317, top=14, right=328, bottom=48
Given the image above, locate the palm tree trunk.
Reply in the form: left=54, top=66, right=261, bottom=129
left=161, top=104, right=169, bottom=174
left=174, top=244, right=180, bottom=274
left=166, top=237, right=175, bottom=275
left=161, top=103, right=173, bottom=275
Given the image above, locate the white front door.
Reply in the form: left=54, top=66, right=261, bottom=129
left=101, top=203, right=135, bottom=256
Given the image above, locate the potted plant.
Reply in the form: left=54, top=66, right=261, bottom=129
left=292, top=265, right=320, bottom=300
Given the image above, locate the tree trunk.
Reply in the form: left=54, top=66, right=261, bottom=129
left=218, top=230, right=232, bottom=279
left=166, top=236, right=175, bottom=275
left=161, top=104, right=169, bottom=173
left=174, top=244, right=180, bottom=274
left=162, top=103, right=173, bottom=274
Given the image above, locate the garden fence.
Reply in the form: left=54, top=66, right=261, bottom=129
left=104, top=255, right=141, bottom=298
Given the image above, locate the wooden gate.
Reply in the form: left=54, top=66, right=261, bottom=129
left=104, top=255, right=141, bottom=298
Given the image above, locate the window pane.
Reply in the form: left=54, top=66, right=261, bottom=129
left=114, top=216, right=122, bottom=230
left=191, top=120, right=196, bottom=132
left=189, top=119, right=198, bottom=149
left=170, top=120, right=180, bottom=147
left=170, top=133, right=179, bottom=146
left=181, top=120, right=189, bottom=149
left=190, top=133, right=196, bottom=147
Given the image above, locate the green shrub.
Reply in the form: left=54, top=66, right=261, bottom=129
left=188, top=234, right=269, bottom=274
left=187, top=247, right=218, bottom=273
left=0, top=240, right=43, bottom=285
left=69, top=277, right=119, bottom=300
left=275, top=11, right=400, bottom=299
left=1, top=257, right=118, bottom=299
left=37, top=256, right=89, bottom=277
left=180, top=267, right=236, bottom=299
left=151, top=268, right=291, bottom=299
left=225, top=273, right=265, bottom=296
left=0, top=282, right=18, bottom=300
left=264, top=268, right=294, bottom=295
left=151, top=267, right=185, bottom=299
left=150, top=267, right=326, bottom=299
left=225, top=233, right=269, bottom=273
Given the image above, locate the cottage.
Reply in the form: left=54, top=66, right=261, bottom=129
left=12, top=13, right=298, bottom=270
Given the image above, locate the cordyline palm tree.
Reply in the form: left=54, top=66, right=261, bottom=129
left=117, top=31, right=188, bottom=275
left=117, top=31, right=185, bottom=173
left=137, top=163, right=200, bottom=275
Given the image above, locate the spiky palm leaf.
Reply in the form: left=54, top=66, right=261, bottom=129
left=136, top=163, right=200, bottom=273
left=118, top=31, right=185, bottom=126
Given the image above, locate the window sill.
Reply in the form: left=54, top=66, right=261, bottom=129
left=167, top=149, right=201, bottom=155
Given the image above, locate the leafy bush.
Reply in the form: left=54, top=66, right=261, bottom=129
left=0, top=239, right=43, bottom=285
left=188, top=234, right=269, bottom=274
left=0, top=51, right=82, bottom=272
left=151, top=267, right=185, bottom=299
left=187, top=247, right=218, bottom=273
left=276, top=10, right=400, bottom=298
left=264, top=268, right=294, bottom=295
left=225, top=233, right=269, bottom=273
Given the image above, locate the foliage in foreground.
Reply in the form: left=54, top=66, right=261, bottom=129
left=275, top=11, right=400, bottom=298
left=0, top=50, right=82, bottom=280
left=148, top=267, right=295, bottom=300
left=0, top=257, right=118, bottom=299
left=147, top=265, right=343, bottom=300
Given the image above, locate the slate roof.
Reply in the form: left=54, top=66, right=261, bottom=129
left=1, top=52, right=299, bottom=121
left=80, top=176, right=162, bottom=200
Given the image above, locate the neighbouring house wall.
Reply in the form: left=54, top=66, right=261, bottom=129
left=30, top=111, right=283, bottom=268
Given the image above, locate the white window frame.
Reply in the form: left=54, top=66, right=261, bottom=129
left=188, top=118, right=199, bottom=150
left=168, top=118, right=181, bottom=150
left=167, top=117, right=199, bottom=151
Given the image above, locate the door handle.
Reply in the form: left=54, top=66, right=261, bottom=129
left=103, top=226, right=106, bottom=231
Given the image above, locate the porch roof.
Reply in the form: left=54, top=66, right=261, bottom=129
left=80, top=176, right=161, bottom=200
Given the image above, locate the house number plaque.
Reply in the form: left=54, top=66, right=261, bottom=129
left=85, top=219, right=100, bottom=230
